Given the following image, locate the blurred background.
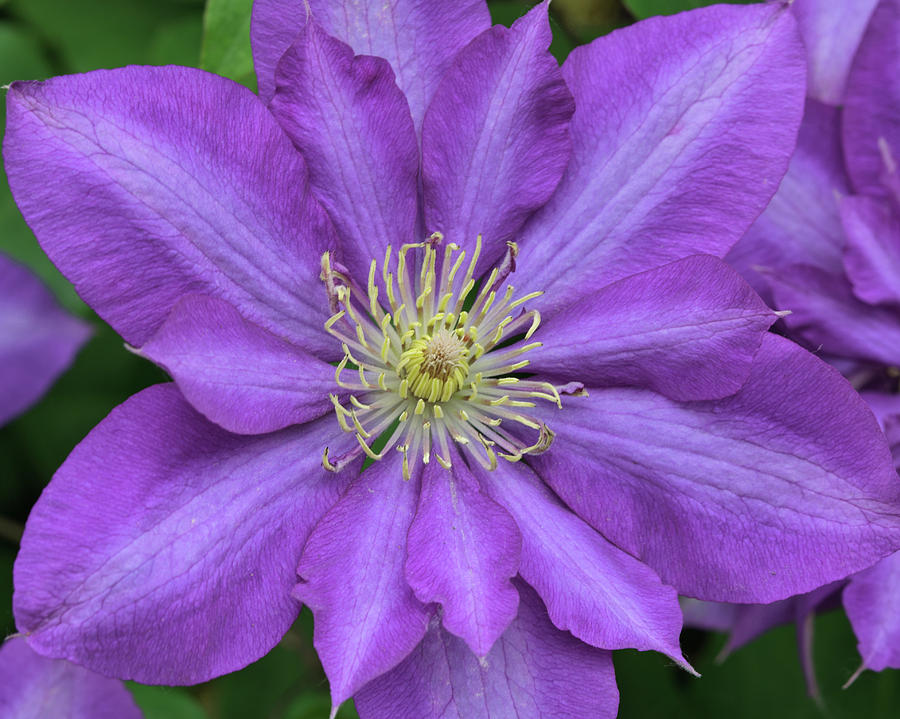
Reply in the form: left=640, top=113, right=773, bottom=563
left=1, top=0, right=898, bottom=716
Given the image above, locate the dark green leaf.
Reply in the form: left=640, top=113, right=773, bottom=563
left=129, top=684, right=208, bottom=719
left=7, top=0, right=201, bottom=72
left=200, top=0, right=256, bottom=90
left=149, top=15, right=204, bottom=67
left=624, top=0, right=760, bottom=19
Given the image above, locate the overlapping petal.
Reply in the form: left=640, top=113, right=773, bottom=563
left=250, top=0, right=308, bottom=103
left=269, top=21, right=419, bottom=278
left=139, top=295, right=339, bottom=434
left=844, top=550, right=900, bottom=671
left=0, top=254, right=89, bottom=425
left=769, top=264, right=900, bottom=366
left=726, top=100, right=849, bottom=299
left=0, top=637, right=141, bottom=719
left=405, top=457, right=520, bottom=657
left=530, top=255, right=776, bottom=402
left=354, top=583, right=618, bottom=719
left=252, top=0, right=492, bottom=132
left=4, top=66, right=338, bottom=357
left=863, top=392, right=900, bottom=470
left=791, top=0, right=879, bottom=104
left=422, top=1, right=574, bottom=268
left=679, top=598, right=738, bottom=633
left=840, top=195, right=900, bottom=307
left=295, top=455, right=432, bottom=706
left=480, top=461, right=688, bottom=667
left=718, top=582, right=841, bottom=659
left=516, top=2, right=805, bottom=313
left=14, top=385, right=357, bottom=684
left=303, top=0, right=491, bottom=133
left=843, top=0, right=900, bottom=197
left=530, top=334, right=900, bottom=603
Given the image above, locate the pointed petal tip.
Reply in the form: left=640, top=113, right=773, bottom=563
left=675, top=654, right=700, bottom=678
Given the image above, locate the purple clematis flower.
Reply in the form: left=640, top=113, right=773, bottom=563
left=0, top=637, right=142, bottom=719
left=5, top=1, right=900, bottom=715
left=0, top=253, right=89, bottom=426
left=708, top=0, right=900, bottom=690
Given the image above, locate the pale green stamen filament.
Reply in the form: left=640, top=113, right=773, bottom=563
left=321, top=234, right=560, bottom=479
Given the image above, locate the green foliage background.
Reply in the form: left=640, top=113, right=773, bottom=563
left=1, top=1, right=898, bottom=717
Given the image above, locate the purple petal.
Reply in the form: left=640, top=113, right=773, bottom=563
left=14, top=385, right=356, bottom=684
left=530, top=255, right=776, bottom=402
left=791, top=0, right=880, bottom=104
left=516, top=2, right=805, bottom=313
left=422, top=1, right=574, bottom=267
left=530, top=334, right=900, bottom=603
left=354, top=582, right=618, bottom=719
left=0, top=254, right=89, bottom=425
left=683, top=581, right=841, bottom=693
left=679, top=598, right=738, bottom=633
left=269, top=22, right=418, bottom=279
left=300, top=0, right=491, bottom=133
left=250, top=0, right=307, bottom=104
left=0, top=637, right=141, bottom=719
left=480, top=460, right=689, bottom=667
left=4, top=66, right=338, bottom=357
left=844, top=550, right=900, bottom=671
left=840, top=195, right=900, bottom=307
left=721, top=582, right=841, bottom=658
left=138, top=294, right=339, bottom=434
left=843, top=0, right=900, bottom=197
left=295, top=455, right=431, bottom=705
left=769, top=264, right=900, bottom=366
left=405, top=458, right=520, bottom=657
left=727, top=100, right=849, bottom=301
left=862, top=391, right=900, bottom=471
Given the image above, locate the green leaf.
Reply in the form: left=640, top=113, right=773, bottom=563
left=615, top=614, right=900, bottom=719
left=283, top=695, right=334, bottom=719
left=128, top=684, right=208, bottom=719
left=149, top=15, right=205, bottom=67
left=0, top=22, right=51, bottom=86
left=200, top=0, right=256, bottom=90
left=623, top=0, right=761, bottom=19
left=6, top=0, right=201, bottom=72
left=284, top=695, right=360, bottom=719
left=207, top=644, right=307, bottom=719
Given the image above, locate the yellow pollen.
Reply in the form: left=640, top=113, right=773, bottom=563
left=399, top=329, right=470, bottom=403
left=320, top=234, right=565, bottom=479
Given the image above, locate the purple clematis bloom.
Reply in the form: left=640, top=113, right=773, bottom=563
left=0, top=637, right=142, bottom=719
left=708, top=0, right=900, bottom=690
left=0, top=253, right=89, bottom=426
left=6, top=1, right=900, bottom=715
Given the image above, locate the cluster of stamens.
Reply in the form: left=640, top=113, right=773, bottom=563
left=320, top=233, right=560, bottom=479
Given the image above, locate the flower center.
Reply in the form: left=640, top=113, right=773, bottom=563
left=320, top=233, right=560, bottom=479
left=399, top=329, right=470, bottom=402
